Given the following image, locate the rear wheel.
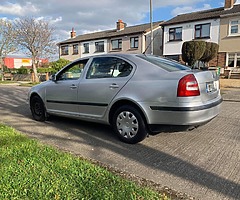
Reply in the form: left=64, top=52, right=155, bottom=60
left=112, top=105, right=148, bottom=144
left=30, top=96, right=47, bottom=122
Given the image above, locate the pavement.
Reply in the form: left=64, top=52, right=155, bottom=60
left=0, top=85, right=239, bottom=200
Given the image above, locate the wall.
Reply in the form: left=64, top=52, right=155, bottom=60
left=219, top=16, right=240, bottom=52
left=163, top=19, right=220, bottom=56
left=109, top=34, right=143, bottom=54
left=81, top=39, right=108, bottom=58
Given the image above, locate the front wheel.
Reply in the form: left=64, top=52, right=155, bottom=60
left=30, top=96, right=47, bottom=122
left=112, top=105, right=148, bottom=144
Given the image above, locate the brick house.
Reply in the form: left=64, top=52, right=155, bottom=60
left=162, top=0, right=240, bottom=74
left=58, top=20, right=164, bottom=61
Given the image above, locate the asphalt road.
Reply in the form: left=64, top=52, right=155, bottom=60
left=0, top=85, right=240, bottom=200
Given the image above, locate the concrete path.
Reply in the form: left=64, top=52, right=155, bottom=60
left=0, top=85, right=239, bottom=200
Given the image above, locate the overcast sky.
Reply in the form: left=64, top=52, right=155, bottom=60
left=0, top=0, right=240, bottom=56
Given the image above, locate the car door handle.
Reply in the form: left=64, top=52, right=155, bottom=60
left=70, top=84, right=77, bottom=89
left=109, top=83, right=119, bottom=89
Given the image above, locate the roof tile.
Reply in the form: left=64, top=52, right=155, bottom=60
left=59, top=21, right=163, bottom=45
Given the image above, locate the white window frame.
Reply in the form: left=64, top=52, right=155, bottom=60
left=61, top=45, right=69, bottom=55
left=83, top=43, right=89, bottom=53
left=95, top=41, right=104, bottom=52
left=226, top=52, right=240, bottom=68
left=72, top=44, right=79, bottom=55
left=229, top=19, right=240, bottom=36
left=111, top=39, right=122, bottom=50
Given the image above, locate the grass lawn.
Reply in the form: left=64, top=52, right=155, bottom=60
left=0, top=124, right=169, bottom=200
left=0, top=81, right=39, bottom=87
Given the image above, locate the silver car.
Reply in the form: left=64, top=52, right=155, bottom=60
left=28, top=54, right=222, bottom=143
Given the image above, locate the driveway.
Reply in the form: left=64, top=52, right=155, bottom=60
left=0, top=85, right=239, bottom=200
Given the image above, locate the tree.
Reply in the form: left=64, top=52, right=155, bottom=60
left=49, top=58, right=71, bottom=73
left=200, top=42, right=219, bottom=66
left=14, top=17, right=55, bottom=82
left=0, top=19, right=16, bottom=81
left=182, top=41, right=206, bottom=67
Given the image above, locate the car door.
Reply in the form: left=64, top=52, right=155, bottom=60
left=77, top=56, right=134, bottom=118
left=45, top=59, right=89, bottom=115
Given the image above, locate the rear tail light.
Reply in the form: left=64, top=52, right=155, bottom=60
left=177, top=74, right=200, bottom=97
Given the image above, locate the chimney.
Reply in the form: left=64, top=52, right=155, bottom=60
left=224, top=0, right=235, bottom=10
left=70, top=27, right=76, bottom=38
left=116, top=19, right=126, bottom=31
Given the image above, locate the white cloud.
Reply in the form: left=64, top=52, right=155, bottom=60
left=0, top=0, right=208, bottom=41
left=0, top=0, right=235, bottom=52
left=0, top=2, right=38, bottom=16
left=171, top=4, right=212, bottom=16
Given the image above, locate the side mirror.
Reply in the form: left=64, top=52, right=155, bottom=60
left=50, top=74, right=57, bottom=81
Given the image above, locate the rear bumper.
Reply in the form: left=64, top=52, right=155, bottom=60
left=142, top=97, right=222, bottom=126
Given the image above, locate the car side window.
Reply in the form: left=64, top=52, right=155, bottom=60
left=58, top=59, right=88, bottom=81
left=87, top=57, right=133, bottom=79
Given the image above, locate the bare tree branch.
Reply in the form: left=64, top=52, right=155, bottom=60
left=0, top=19, right=17, bottom=80
left=14, top=17, right=56, bottom=82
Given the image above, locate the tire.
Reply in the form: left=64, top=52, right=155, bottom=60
left=30, top=96, right=47, bottom=122
left=112, top=105, right=148, bottom=144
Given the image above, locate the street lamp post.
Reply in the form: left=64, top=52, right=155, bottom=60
left=150, top=0, right=153, bottom=55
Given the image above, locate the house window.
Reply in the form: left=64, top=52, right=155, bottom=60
left=130, top=37, right=138, bottom=48
left=195, top=23, right=210, bottom=39
left=169, top=27, right=182, bottom=41
left=61, top=45, right=69, bottom=55
left=111, top=39, right=122, bottom=50
left=73, top=44, right=78, bottom=55
left=83, top=43, right=89, bottom=53
left=227, top=53, right=240, bottom=68
left=229, top=19, right=240, bottom=35
left=95, top=41, right=104, bottom=52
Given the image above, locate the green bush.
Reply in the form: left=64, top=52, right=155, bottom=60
left=49, top=58, right=70, bottom=73
left=200, top=42, right=219, bottom=64
left=182, top=41, right=219, bottom=68
left=182, top=41, right=206, bottom=67
left=16, top=67, right=29, bottom=74
left=37, top=68, right=53, bottom=73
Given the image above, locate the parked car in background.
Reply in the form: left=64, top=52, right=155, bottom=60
left=28, top=54, right=222, bottom=144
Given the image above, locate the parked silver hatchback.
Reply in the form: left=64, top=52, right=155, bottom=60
left=28, top=54, right=222, bottom=143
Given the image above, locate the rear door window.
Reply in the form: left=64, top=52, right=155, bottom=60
left=86, top=57, right=133, bottom=79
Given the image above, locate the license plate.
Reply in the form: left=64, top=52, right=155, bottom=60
left=206, top=81, right=218, bottom=93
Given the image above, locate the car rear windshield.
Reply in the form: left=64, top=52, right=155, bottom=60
left=137, top=55, right=190, bottom=72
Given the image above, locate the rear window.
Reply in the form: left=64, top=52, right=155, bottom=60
left=137, top=55, right=190, bottom=72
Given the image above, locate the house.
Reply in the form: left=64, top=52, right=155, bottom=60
left=58, top=20, right=164, bottom=61
left=162, top=0, right=240, bottom=74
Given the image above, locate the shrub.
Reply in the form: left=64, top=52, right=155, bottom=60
left=16, top=67, right=29, bottom=74
left=200, top=42, right=219, bottom=65
left=182, top=41, right=206, bottom=67
left=49, top=58, right=70, bottom=73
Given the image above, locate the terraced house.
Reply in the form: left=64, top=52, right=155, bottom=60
left=58, top=20, right=163, bottom=61
left=162, top=0, right=240, bottom=77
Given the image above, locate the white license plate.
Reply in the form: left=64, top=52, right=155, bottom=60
left=206, top=81, right=218, bottom=93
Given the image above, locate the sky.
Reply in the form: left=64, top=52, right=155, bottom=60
left=0, top=0, right=240, bottom=58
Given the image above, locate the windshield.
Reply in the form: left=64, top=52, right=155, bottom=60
left=137, top=55, right=190, bottom=72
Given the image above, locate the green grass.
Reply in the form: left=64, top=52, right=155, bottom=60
left=0, top=124, right=168, bottom=200
left=0, top=81, right=39, bottom=87
left=0, top=80, right=16, bottom=84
